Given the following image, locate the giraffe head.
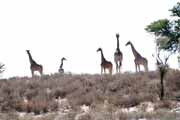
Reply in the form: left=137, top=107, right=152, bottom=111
left=125, top=41, right=131, bottom=46
left=26, top=50, right=30, bottom=53
left=116, top=33, right=119, bottom=39
left=61, top=57, right=67, bottom=61
left=97, top=48, right=102, bottom=52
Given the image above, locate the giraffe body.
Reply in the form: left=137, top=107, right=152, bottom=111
left=114, top=33, right=123, bottom=73
left=26, top=50, right=43, bottom=76
left=30, top=64, right=43, bottom=76
left=97, top=48, right=113, bottom=75
left=125, top=41, right=148, bottom=72
left=134, top=57, right=148, bottom=72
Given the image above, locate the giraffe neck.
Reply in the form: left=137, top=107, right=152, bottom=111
left=60, top=60, right=64, bottom=69
left=130, top=43, right=141, bottom=58
left=100, top=50, right=106, bottom=63
left=27, top=51, right=37, bottom=65
left=116, top=36, right=119, bottom=50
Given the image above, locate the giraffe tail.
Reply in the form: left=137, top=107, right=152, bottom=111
left=40, top=65, right=43, bottom=75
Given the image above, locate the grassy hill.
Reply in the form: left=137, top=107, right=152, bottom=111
left=0, top=70, right=180, bottom=120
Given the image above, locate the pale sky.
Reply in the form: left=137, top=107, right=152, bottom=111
left=0, top=0, right=179, bottom=78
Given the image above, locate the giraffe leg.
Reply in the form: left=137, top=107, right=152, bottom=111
left=138, top=65, right=140, bottom=72
left=39, top=66, right=43, bottom=75
left=115, top=62, right=118, bottom=73
left=143, top=65, right=146, bottom=72
left=31, top=70, right=34, bottom=77
left=135, top=63, right=138, bottom=72
left=101, top=66, right=103, bottom=75
left=118, top=61, right=121, bottom=73
left=146, top=65, right=149, bottom=72
left=144, top=64, right=148, bottom=72
left=108, top=68, right=111, bottom=74
left=142, top=58, right=148, bottom=72
left=110, top=66, right=113, bottom=75
left=104, top=68, right=106, bottom=74
left=145, top=61, right=148, bottom=72
left=134, top=60, right=138, bottom=72
left=39, top=70, right=42, bottom=76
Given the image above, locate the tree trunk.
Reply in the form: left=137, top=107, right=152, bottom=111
left=160, top=71, right=164, bottom=100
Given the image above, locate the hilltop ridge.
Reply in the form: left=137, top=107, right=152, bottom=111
left=0, top=70, right=180, bottom=119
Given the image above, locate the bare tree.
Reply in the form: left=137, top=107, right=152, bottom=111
left=0, top=63, right=5, bottom=74
left=153, top=53, right=170, bottom=100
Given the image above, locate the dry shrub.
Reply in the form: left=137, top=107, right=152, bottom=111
left=166, top=69, right=180, bottom=92
left=147, top=71, right=159, bottom=79
left=0, top=70, right=180, bottom=114
left=0, top=112, right=19, bottom=120
left=24, top=88, right=40, bottom=100
left=114, top=111, right=128, bottom=120
left=32, top=97, right=49, bottom=114
left=68, top=89, right=94, bottom=108
left=0, top=82, right=22, bottom=112
left=50, top=87, right=66, bottom=99
left=154, top=100, right=176, bottom=110
left=118, top=94, right=141, bottom=108
left=75, top=112, right=92, bottom=120
left=23, top=95, right=58, bottom=115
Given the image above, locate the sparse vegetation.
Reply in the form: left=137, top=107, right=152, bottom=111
left=0, top=71, right=180, bottom=119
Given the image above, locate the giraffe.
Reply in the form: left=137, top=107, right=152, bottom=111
left=58, top=57, right=67, bottom=73
left=26, top=50, right=43, bottom=76
left=114, top=33, right=123, bottom=73
left=125, top=41, right=148, bottom=72
left=97, top=48, right=113, bottom=74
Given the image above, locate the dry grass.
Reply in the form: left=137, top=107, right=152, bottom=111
left=0, top=70, right=180, bottom=119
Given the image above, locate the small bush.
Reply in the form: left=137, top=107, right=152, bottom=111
left=51, top=87, right=66, bottom=99
left=154, top=100, right=175, bottom=110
